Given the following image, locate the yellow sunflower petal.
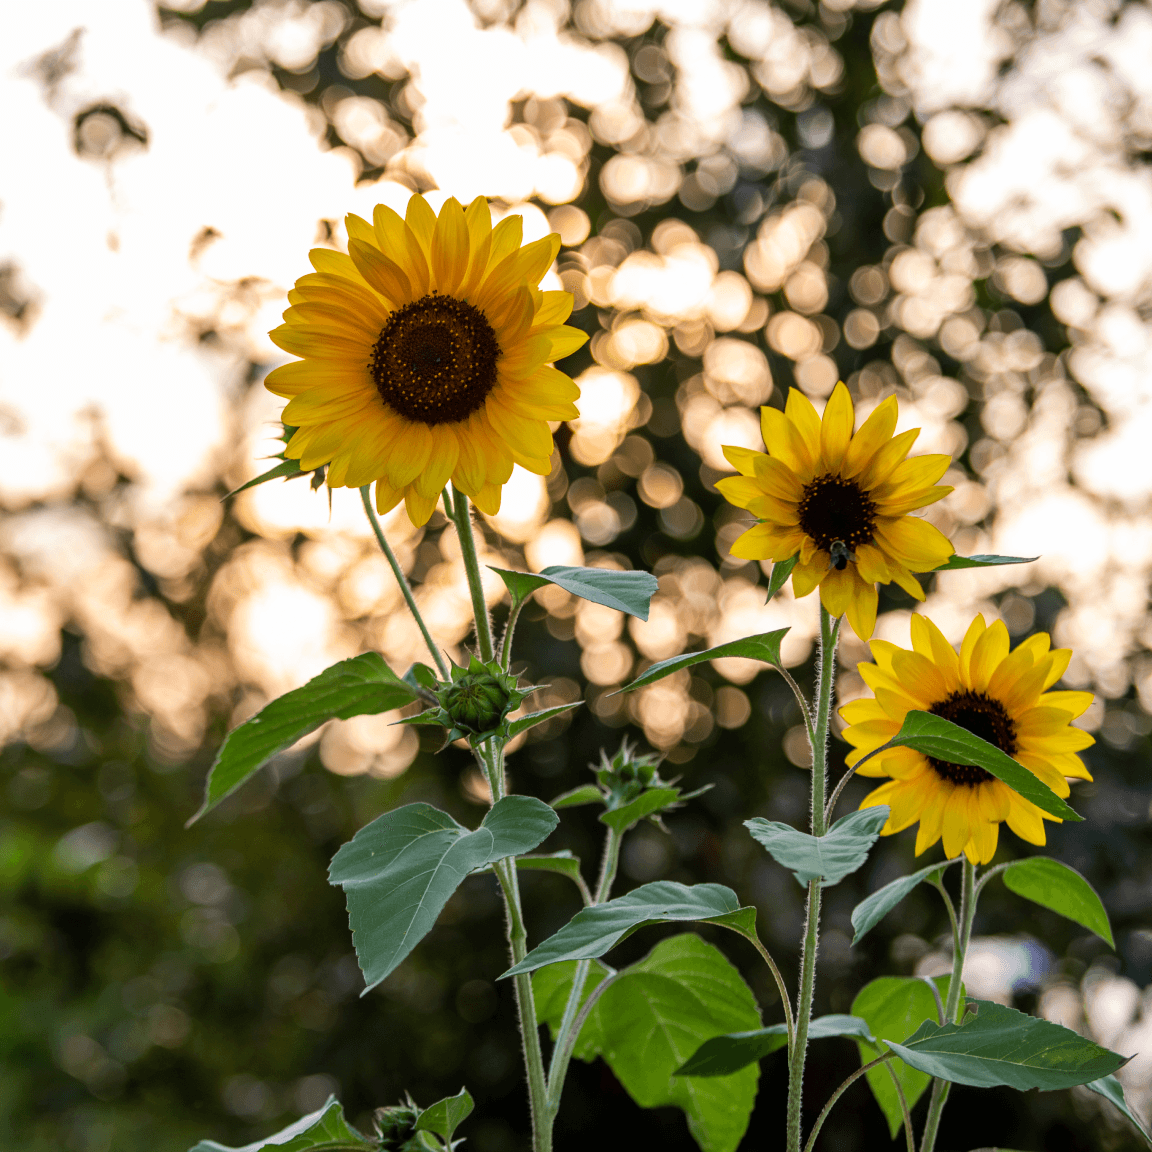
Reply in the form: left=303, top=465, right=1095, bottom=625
left=819, top=381, right=854, bottom=473
left=941, top=787, right=974, bottom=859
left=854, top=543, right=890, bottom=584
left=844, top=571, right=878, bottom=640
left=784, top=388, right=822, bottom=467
left=761, top=404, right=813, bottom=477
left=790, top=553, right=826, bottom=598
left=430, top=197, right=469, bottom=295
left=856, top=427, right=919, bottom=489
left=872, top=516, right=955, bottom=572
left=914, top=780, right=951, bottom=855
left=967, top=619, right=1010, bottom=693
left=722, top=445, right=762, bottom=476
left=1037, top=690, right=1094, bottom=719
left=842, top=394, right=898, bottom=480
left=1005, top=793, right=1049, bottom=844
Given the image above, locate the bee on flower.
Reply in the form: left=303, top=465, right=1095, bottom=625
left=718, top=383, right=955, bottom=638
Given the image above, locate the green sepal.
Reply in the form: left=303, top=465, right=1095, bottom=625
left=765, top=553, right=798, bottom=600
left=405, top=663, right=440, bottom=692
left=506, top=701, right=582, bottom=737
left=223, top=457, right=304, bottom=500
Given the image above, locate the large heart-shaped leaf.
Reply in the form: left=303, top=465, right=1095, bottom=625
left=891, top=712, right=1081, bottom=821
left=1086, top=1075, right=1152, bottom=1148
left=331, top=797, right=557, bottom=991
left=536, top=936, right=761, bottom=1152
left=490, top=565, right=658, bottom=619
left=934, top=553, right=1038, bottom=571
left=501, top=881, right=750, bottom=977
left=188, top=654, right=417, bottom=825
left=620, top=630, right=790, bottom=694
left=851, top=858, right=960, bottom=944
left=675, top=1014, right=874, bottom=1076
left=852, top=976, right=956, bottom=1139
left=188, top=1096, right=372, bottom=1152
left=744, top=807, right=890, bottom=887
left=888, top=1000, right=1127, bottom=1090
left=1002, top=857, right=1113, bottom=947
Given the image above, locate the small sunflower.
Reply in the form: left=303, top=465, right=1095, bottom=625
left=840, top=614, right=1095, bottom=864
left=716, top=383, right=955, bottom=638
left=266, top=195, right=587, bottom=525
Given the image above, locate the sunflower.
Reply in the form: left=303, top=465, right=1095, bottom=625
left=840, top=614, right=1095, bottom=864
left=265, top=195, right=587, bottom=525
left=716, top=383, right=955, bottom=638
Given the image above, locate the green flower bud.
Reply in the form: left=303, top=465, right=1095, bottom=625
left=435, top=657, right=524, bottom=737
left=374, top=1100, right=420, bottom=1150
left=595, top=739, right=666, bottom=807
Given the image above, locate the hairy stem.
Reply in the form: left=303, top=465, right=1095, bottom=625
left=545, top=826, right=624, bottom=1115
left=360, top=486, right=448, bottom=679
left=919, top=857, right=977, bottom=1152
left=785, top=606, right=839, bottom=1152
left=449, top=484, right=495, bottom=663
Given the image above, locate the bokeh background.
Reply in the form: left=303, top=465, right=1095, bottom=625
left=3, top=0, right=1152, bottom=1148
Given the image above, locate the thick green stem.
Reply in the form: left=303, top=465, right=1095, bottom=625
left=494, top=853, right=551, bottom=1152
left=919, top=858, right=977, bottom=1152
left=359, top=486, right=448, bottom=679
left=545, top=826, right=623, bottom=1115
left=449, top=484, right=495, bottom=663
left=785, top=607, right=839, bottom=1152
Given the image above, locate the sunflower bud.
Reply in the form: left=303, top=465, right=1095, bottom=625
left=373, top=1098, right=421, bottom=1150
left=436, top=656, right=525, bottom=738
left=594, top=740, right=666, bottom=808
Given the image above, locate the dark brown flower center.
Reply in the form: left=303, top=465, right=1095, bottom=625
left=370, top=294, right=500, bottom=425
left=797, top=474, right=877, bottom=567
left=927, top=690, right=1017, bottom=785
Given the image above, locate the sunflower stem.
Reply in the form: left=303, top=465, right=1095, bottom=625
left=544, top=825, right=623, bottom=1117
left=359, top=486, right=448, bottom=680
left=449, top=484, right=496, bottom=664
left=919, top=857, right=978, bottom=1152
left=785, top=606, right=839, bottom=1152
left=802, top=1052, right=897, bottom=1152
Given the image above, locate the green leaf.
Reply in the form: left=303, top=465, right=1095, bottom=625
left=852, top=976, right=957, bottom=1139
left=533, top=958, right=611, bottom=1061
left=506, top=701, right=582, bottom=737
left=851, top=859, right=960, bottom=944
left=1002, top=857, right=1114, bottom=947
left=934, top=553, right=1039, bottom=570
left=891, top=711, right=1082, bottom=822
left=675, top=1014, right=874, bottom=1077
left=330, top=797, right=558, bottom=991
left=744, top=806, right=890, bottom=887
left=501, top=881, right=749, bottom=977
left=595, top=935, right=761, bottom=1152
left=600, top=787, right=681, bottom=832
left=490, top=564, right=658, bottom=619
left=896, top=1000, right=1125, bottom=1091
left=476, top=851, right=589, bottom=901
left=188, top=654, right=418, bottom=825
left=188, top=1096, right=372, bottom=1152
left=405, top=662, right=440, bottom=692
left=223, top=457, right=304, bottom=500
left=1085, top=1075, right=1152, bottom=1148
left=889, top=999, right=1127, bottom=1090
left=620, top=629, right=790, bottom=694
left=415, top=1087, right=474, bottom=1143
left=765, top=553, right=798, bottom=600
left=549, top=783, right=604, bottom=809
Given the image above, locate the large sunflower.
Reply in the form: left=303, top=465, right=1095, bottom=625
left=265, top=195, right=587, bottom=525
left=716, top=383, right=955, bottom=638
left=841, top=614, right=1095, bottom=864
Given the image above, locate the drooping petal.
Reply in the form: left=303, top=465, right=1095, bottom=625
left=818, top=381, right=854, bottom=473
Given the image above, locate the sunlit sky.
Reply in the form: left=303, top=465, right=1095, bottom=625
left=5, top=0, right=1152, bottom=1116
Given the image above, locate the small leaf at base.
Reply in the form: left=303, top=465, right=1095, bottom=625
left=1085, top=1074, right=1152, bottom=1148
left=851, top=858, right=960, bottom=944
left=934, top=553, right=1038, bottom=570
left=187, top=1096, right=372, bottom=1152
left=415, top=1087, right=473, bottom=1143
left=1002, top=857, right=1113, bottom=947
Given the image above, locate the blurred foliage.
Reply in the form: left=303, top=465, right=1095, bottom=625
left=4, top=1, right=1152, bottom=1151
